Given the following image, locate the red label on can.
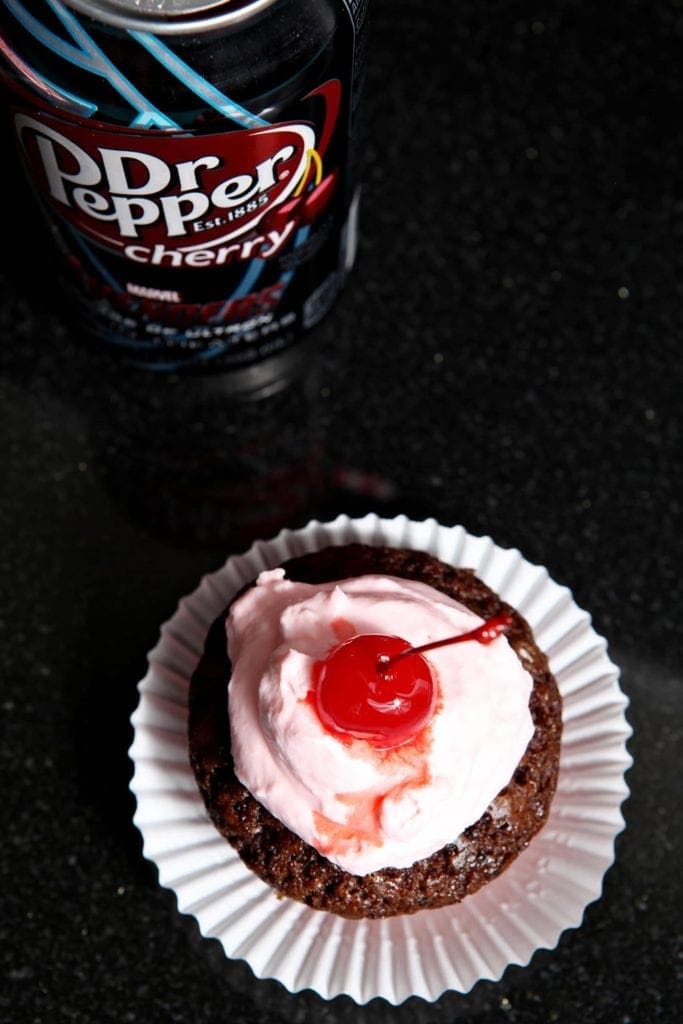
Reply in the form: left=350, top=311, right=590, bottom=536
left=14, top=110, right=318, bottom=265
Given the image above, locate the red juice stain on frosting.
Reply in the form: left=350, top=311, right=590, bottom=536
left=330, top=616, right=358, bottom=642
left=313, top=761, right=433, bottom=858
left=313, top=794, right=385, bottom=854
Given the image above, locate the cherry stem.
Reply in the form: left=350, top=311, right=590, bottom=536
left=377, top=613, right=513, bottom=673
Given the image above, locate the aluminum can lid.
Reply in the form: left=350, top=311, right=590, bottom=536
left=64, top=0, right=278, bottom=32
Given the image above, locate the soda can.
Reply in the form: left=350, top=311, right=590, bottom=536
left=0, top=0, right=368, bottom=382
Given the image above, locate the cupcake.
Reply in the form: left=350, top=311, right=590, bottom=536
left=131, top=516, right=630, bottom=1002
left=188, top=542, right=563, bottom=919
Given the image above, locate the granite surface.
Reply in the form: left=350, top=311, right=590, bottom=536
left=0, top=0, right=681, bottom=1021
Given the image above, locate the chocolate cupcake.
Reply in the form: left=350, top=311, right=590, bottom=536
left=131, top=515, right=630, bottom=1001
left=188, top=543, right=562, bottom=919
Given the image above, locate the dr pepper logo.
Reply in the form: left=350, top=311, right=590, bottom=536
left=14, top=112, right=322, bottom=267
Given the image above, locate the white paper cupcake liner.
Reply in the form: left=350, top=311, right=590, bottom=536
left=129, top=514, right=632, bottom=1005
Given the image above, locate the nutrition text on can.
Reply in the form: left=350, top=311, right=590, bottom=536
left=0, top=0, right=369, bottom=373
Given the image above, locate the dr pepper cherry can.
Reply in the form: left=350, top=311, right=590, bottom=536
left=0, top=0, right=368, bottom=377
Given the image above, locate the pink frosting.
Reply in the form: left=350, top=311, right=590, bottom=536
left=227, top=569, right=534, bottom=876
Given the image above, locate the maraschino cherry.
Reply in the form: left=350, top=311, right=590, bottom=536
left=314, top=613, right=513, bottom=750
left=315, top=634, right=435, bottom=749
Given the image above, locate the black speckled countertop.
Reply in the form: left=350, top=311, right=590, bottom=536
left=1, top=1, right=681, bottom=1021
